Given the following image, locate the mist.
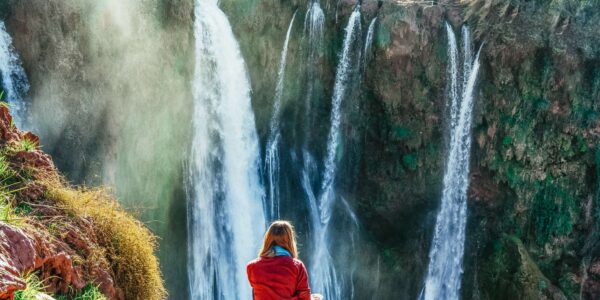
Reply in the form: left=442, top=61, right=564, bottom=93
left=5, top=0, right=194, bottom=297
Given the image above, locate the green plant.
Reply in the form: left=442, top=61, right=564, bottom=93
left=17, top=138, right=37, bottom=152
left=57, top=284, right=107, bottom=300
left=530, top=178, right=576, bottom=245
left=0, top=197, right=16, bottom=223
left=0, top=190, right=21, bottom=225
left=14, top=273, right=46, bottom=300
left=0, top=155, right=17, bottom=182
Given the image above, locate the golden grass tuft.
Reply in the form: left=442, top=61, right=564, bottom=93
left=46, top=184, right=166, bottom=300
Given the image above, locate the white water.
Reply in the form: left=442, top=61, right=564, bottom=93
left=0, top=21, right=29, bottom=128
left=187, top=0, right=266, bottom=299
left=265, top=12, right=296, bottom=221
left=302, top=0, right=325, bottom=130
left=307, top=7, right=362, bottom=300
left=422, top=24, right=481, bottom=300
left=363, top=17, right=377, bottom=65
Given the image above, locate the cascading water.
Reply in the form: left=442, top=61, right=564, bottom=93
left=187, top=0, right=266, bottom=299
left=0, top=21, right=29, bottom=128
left=307, top=6, right=362, bottom=300
left=264, top=12, right=296, bottom=221
left=363, top=17, right=377, bottom=65
left=302, top=0, right=325, bottom=138
left=300, top=1, right=325, bottom=213
left=421, top=23, right=481, bottom=300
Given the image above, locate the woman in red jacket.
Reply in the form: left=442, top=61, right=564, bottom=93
left=247, top=220, right=322, bottom=300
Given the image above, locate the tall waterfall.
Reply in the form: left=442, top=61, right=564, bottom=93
left=0, top=21, right=29, bottom=128
left=307, top=6, right=362, bottom=300
left=187, top=0, right=266, bottom=299
left=422, top=24, right=481, bottom=300
left=265, top=12, right=296, bottom=221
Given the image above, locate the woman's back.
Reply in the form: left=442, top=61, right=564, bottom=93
left=247, top=256, right=311, bottom=300
left=247, top=221, right=314, bottom=300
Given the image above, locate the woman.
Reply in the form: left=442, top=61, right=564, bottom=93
left=247, top=220, right=322, bottom=300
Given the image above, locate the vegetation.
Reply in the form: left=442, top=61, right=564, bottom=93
left=57, top=284, right=107, bottom=300
left=14, top=274, right=107, bottom=300
left=0, top=101, right=165, bottom=299
left=14, top=274, right=46, bottom=300
left=47, top=185, right=166, bottom=300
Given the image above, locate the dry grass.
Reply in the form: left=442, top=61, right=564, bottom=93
left=46, top=184, right=166, bottom=300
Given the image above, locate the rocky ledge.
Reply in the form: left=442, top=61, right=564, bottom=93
left=0, top=105, right=165, bottom=300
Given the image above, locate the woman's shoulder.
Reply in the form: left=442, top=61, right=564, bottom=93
left=247, top=257, right=264, bottom=268
left=292, top=258, right=307, bottom=269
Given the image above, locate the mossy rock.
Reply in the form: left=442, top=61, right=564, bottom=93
left=481, top=235, right=567, bottom=300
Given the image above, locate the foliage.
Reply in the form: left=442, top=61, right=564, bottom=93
left=530, top=178, right=576, bottom=246
left=6, top=138, right=38, bottom=153
left=393, top=126, right=411, bottom=140
left=0, top=155, right=21, bottom=225
left=14, top=274, right=46, bottom=300
left=47, top=185, right=166, bottom=300
left=482, top=236, right=560, bottom=300
left=0, top=195, right=17, bottom=224
left=402, top=153, right=418, bottom=171
left=57, top=284, right=107, bottom=300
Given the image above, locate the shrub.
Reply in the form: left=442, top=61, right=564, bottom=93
left=47, top=185, right=166, bottom=300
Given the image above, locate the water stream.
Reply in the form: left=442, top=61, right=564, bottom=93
left=422, top=24, right=481, bottom=300
left=265, top=12, right=297, bottom=221
left=0, top=21, right=29, bottom=128
left=363, top=17, right=377, bottom=65
left=307, top=6, right=362, bottom=300
left=187, top=0, right=266, bottom=298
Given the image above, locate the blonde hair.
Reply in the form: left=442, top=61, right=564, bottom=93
left=258, top=220, right=298, bottom=258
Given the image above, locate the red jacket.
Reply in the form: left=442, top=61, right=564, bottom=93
left=247, top=256, right=311, bottom=300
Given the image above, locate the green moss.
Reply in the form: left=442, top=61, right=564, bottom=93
left=376, top=21, right=392, bottom=49
left=402, top=153, right=418, bottom=171
left=558, top=273, right=579, bottom=299
left=482, top=236, right=565, bottom=300
left=530, top=178, right=576, bottom=246
left=393, top=126, right=411, bottom=140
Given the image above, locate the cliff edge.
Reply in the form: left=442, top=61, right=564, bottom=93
left=0, top=105, right=165, bottom=300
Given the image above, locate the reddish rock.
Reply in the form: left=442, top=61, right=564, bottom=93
left=13, top=151, right=55, bottom=176
left=17, top=182, right=47, bottom=202
left=0, top=223, right=36, bottom=300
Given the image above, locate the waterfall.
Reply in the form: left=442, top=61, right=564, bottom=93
left=187, top=0, right=266, bottom=299
left=302, top=0, right=325, bottom=138
left=307, top=6, right=362, bottom=300
left=363, top=17, right=377, bottom=65
left=0, top=21, right=29, bottom=128
left=265, top=12, right=296, bottom=221
left=422, top=24, right=481, bottom=300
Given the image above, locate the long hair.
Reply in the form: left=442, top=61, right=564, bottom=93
left=258, top=220, right=298, bottom=258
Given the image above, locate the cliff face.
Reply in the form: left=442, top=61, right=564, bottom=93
left=2, top=0, right=599, bottom=298
left=223, top=0, right=600, bottom=298
left=0, top=106, right=164, bottom=300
